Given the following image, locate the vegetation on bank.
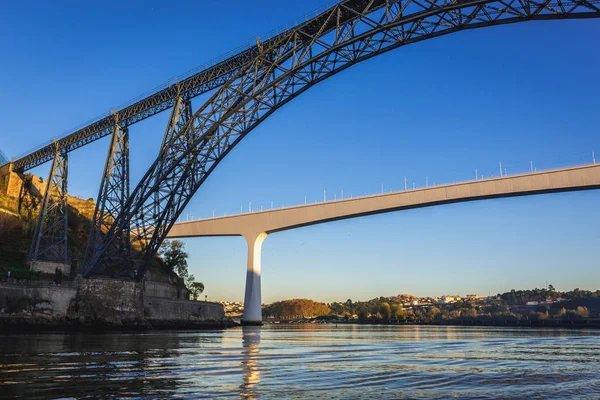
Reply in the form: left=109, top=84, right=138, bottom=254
left=263, top=286, right=600, bottom=324
left=158, top=240, right=204, bottom=299
left=0, top=178, right=204, bottom=298
left=0, top=213, right=39, bottom=280
left=263, top=299, right=330, bottom=319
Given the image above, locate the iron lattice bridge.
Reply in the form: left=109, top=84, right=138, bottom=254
left=11, top=0, right=598, bottom=280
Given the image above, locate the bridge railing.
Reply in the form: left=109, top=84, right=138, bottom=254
left=178, top=156, right=598, bottom=223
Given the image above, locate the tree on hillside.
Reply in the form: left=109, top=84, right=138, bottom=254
left=0, top=214, right=24, bottom=250
left=160, top=240, right=189, bottom=277
left=189, top=281, right=205, bottom=300
left=390, top=304, right=400, bottom=321
left=263, top=299, right=330, bottom=319
left=160, top=240, right=204, bottom=296
left=357, top=306, right=369, bottom=322
left=379, top=302, right=391, bottom=321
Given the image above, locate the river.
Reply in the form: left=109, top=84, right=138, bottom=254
left=1, top=325, right=599, bottom=399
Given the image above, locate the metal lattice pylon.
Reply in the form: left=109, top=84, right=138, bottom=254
left=82, top=122, right=130, bottom=277
left=29, top=148, right=69, bottom=263
left=119, top=97, right=192, bottom=277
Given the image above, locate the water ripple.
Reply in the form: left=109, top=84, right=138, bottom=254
left=1, top=325, right=599, bottom=399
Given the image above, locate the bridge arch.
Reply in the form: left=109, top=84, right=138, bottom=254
left=85, top=0, right=600, bottom=278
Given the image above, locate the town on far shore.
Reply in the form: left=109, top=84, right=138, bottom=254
left=221, top=286, right=600, bottom=327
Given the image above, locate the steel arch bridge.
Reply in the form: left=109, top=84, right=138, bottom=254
left=70, top=0, right=598, bottom=278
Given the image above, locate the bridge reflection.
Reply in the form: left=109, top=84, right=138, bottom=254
left=240, top=326, right=262, bottom=399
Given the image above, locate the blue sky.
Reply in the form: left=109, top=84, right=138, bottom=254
left=1, top=1, right=599, bottom=302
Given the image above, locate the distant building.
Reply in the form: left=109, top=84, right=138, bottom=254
left=465, top=294, right=481, bottom=300
left=441, top=296, right=460, bottom=304
left=221, top=301, right=244, bottom=315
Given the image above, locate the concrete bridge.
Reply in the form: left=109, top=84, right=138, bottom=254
left=166, top=164, right=600, bottom=324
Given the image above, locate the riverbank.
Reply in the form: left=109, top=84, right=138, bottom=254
left=265, top=318, right=600, bottom=329
left=0, top=278, right=235, bottom=333
left=0, top=315, right=236, bottom=333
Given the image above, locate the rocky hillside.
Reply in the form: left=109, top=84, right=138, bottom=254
left=0, top=176, right=173, bottom=283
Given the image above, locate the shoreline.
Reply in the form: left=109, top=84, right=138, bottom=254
left=264, top=319, right=600, bottom=329
left=0, top=315, right=238, bottom=334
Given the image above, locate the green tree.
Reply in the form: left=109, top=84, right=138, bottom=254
left=160, top=240, right=189, bottom=277
left=396, top=305, right=408, bottom=320
left=357, top=307, right=369, bottom=322
left=189, top=281, right=205, bottom=300
left=262, top=299, right=330, bottom=319
left=379, top=302, right=391, bottom=321
left=390, top=304, right=400, bottom=321
left=461, top=308, right=478, bottom=318
left=427, top=306, right=441, bottom=321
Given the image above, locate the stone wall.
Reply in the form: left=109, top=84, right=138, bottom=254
left=77, top=277, right=143, bottom=317
left=0, top=163, right=46, bottom=200
left=28, top=260, right=72, bottom=276
left=144, top=297, right=224, bottom=320
left=0, top=278, right=226, bottom=327
left=144, top=280, right=180, bottom=299
left=0, top=163, right=18, bottom=197
left=0, top=283, right=77, bottom=317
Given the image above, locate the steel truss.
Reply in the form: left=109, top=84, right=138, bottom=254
left=12, top=0, right=600, bottom=172
left=29, top=149, right=69, bottom=263
left=18, top=175, right=39, bottom=225
left=81, top=97, right=193, bottom=277
left=84, top=0, right=599, bottom=279
left=82, top=122, right=130, bottom=277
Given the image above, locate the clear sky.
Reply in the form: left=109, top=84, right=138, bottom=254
left=1, top=1, right=599, bottom=303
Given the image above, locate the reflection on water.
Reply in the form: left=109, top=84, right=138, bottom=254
left=1, top=325, right=599, bottom=399
left=241, top=326, right=261, bottom=399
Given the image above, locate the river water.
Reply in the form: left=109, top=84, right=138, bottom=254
left=1, top=325, right=599, bottom=399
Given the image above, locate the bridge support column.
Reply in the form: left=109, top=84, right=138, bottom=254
left=28, top=147, right=70, bottom=274
left=82, top=120, right=130, bottom=277
left=242, top=232, right=267, bottom=326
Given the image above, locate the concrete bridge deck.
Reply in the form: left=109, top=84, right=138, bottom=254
left=168, top=164, right=600, bottom=240
left=166, top=163, right=600, bottom=324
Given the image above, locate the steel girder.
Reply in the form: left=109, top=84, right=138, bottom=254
left=10, top=1, right=381, bottom=172
left=10, top=60, right=251, bottom=172
left=84, top=0, right=599, bottom=280
left=28, top=149, right=69, bottom=263
left=82, top=122, right=130, bottom=277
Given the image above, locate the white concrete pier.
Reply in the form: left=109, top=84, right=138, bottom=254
left=242, top=232, right=267, bottom=325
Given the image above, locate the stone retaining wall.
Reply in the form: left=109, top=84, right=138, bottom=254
left=77, top=277, right=143, bottom=316
left=0, top=278, right=225, bottom=327
left=144, top=297, right=224, bottom=320
left=28, top=260, right=72, bottom=275
left=145, top=281, right=180, bottom=299
left=0, top=283, right=77, bottom=317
